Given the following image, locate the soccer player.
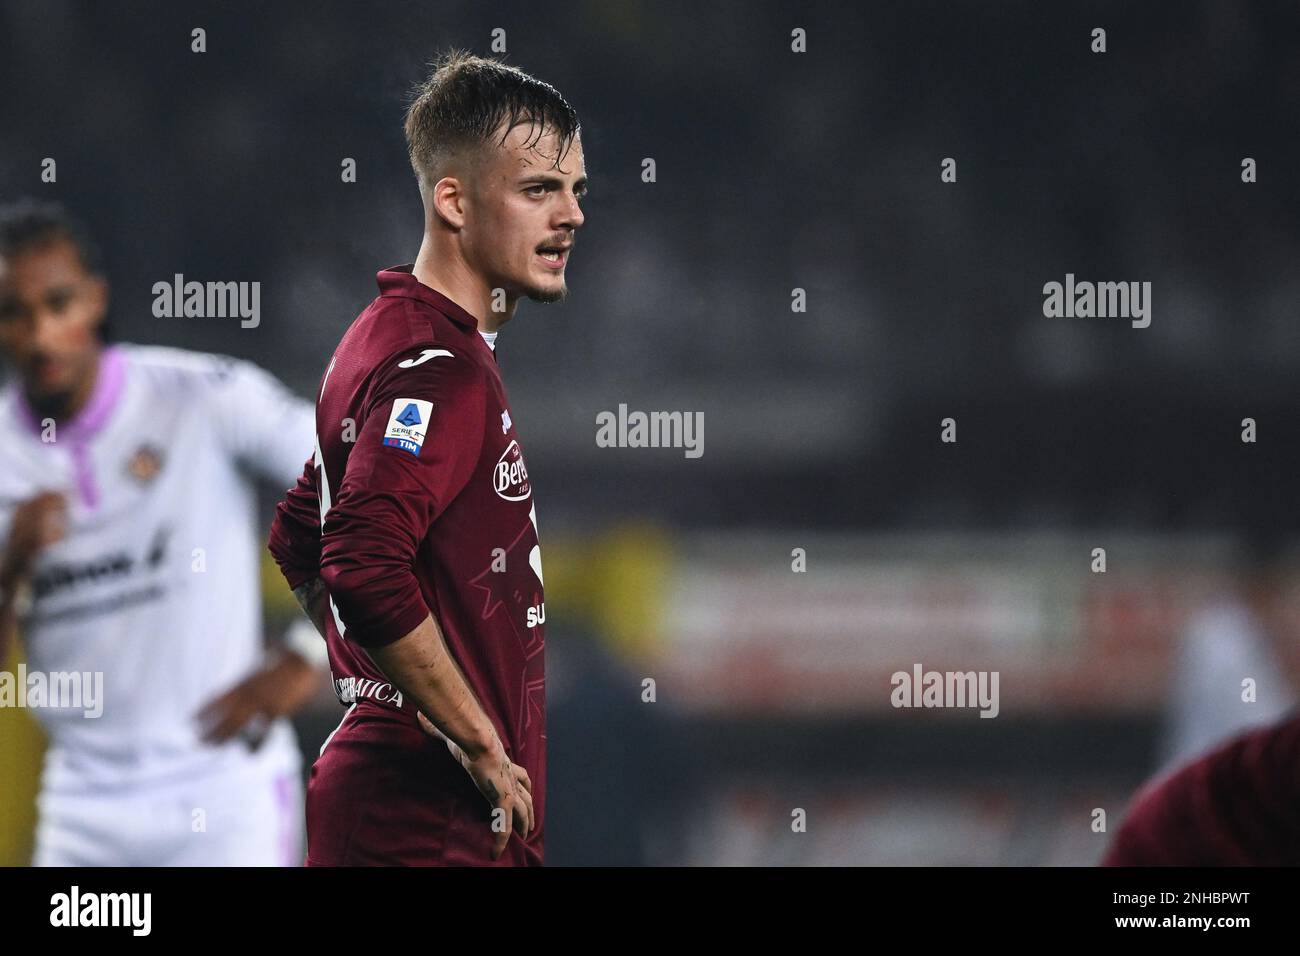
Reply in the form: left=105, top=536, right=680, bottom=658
left=1102, top=709, right=1300, bottom=865
left=267, top=51, right=585, bottom=866
left=0, top=199, right=326, bottom=866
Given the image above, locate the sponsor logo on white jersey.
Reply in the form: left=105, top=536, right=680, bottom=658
left=125, top=444, right=164, bottom=484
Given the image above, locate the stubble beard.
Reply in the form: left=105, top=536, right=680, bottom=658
left=526, top=282, right=568, bottom=304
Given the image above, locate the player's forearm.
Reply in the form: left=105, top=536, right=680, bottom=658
left=0, top=601, right=17, bottom=665
left=0, top=575, right=30, bottom=665
left=367, top=614, right=501, bottom=761
left=291, top=576, right=331, bottom=639
left=266, top=485, right=324, bottom=600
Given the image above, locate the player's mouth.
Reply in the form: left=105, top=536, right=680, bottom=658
left=31, top=356, right=66, bottom=388
left=535, top=244, right=569, bottom=271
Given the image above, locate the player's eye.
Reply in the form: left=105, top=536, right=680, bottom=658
left=524, top=184, right=547, bottom=197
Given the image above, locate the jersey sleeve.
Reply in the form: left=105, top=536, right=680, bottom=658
left=267, top=451, right=322, bottom=591
left=318, top=348, right=486, bottom=647
left=206, top=356, right=317, bottom=485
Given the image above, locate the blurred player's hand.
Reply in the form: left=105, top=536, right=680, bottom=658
left=417, top=711, right=534, bottom=860
left=196, top=649, right=319, bottom=749
left=0, top=491, right=67, bottom=589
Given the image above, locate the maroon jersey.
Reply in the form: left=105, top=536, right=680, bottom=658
left=268, top=265, right=545, bottom=865
left=1102, top=711, right=1300, bottom=866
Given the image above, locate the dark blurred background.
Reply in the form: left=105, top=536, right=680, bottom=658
left=3, top=0, right=1300, bottom=865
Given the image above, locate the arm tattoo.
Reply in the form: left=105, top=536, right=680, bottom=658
left=292, top=577, right=326, bottom=616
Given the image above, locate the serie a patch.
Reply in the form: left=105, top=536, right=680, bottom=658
left=382, top=398, right=433, bottom=456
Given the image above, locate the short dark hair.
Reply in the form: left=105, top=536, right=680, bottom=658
left=403, top=50, right=581, bottom=195
left=0, top=198, right=104, bottom=275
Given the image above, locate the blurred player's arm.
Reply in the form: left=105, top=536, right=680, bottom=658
left=315, top=351, right=533, bottom=858
left=209, top=354, right=319, bottom=487
left=196, top=356, right=327, bottom=744
left=211, top=353, right=329, bottom=657
left=0, top=491, right=66, bottom=662
left=199, top=486, right=325, bottom=744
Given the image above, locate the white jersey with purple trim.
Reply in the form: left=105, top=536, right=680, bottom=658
left=0, top=343, right=315, bottom=797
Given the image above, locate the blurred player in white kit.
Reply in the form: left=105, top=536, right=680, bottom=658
left=0, top=199, right=326, bottom=866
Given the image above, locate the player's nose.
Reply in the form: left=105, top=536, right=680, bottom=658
left=32, top=311, right=61, bottom=352
left=557, top=191, right=584, bottom=230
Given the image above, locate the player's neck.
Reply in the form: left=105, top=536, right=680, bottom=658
left=412, top=238, right=517, bottom=334
left=27, top=345, right=104, bottom=424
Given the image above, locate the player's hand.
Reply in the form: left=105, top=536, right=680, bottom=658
left=417, top=711, right=534, bottom=860
left=196, top=650, right=319, bottom=748
left=0, top=492, right=67, bottom=591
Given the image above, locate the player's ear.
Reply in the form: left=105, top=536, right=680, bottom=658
left=429, top=175, right=468, bottom=231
